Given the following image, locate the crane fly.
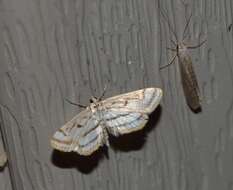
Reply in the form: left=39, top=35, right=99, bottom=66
left=160, top=10, right=206, bottom=111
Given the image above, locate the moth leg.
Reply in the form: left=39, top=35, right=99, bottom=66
left=160, top=54, right=177, bottom=70
left=187, top=39, right=207, bottom=49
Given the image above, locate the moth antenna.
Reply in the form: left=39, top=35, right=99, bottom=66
left=65, top=99, right=86, bottom=108
left=98, top=84, right=108, bottom=101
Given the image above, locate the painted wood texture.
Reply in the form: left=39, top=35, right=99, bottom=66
left=0, top=0, right=233, bottom=190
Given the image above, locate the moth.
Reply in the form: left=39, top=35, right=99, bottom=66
left=51, top=88, right=162, bottom=156
left=160, top=12, right=206, bottom=111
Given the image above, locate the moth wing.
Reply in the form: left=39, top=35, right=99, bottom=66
left=51, top=109, right=105, bottom=156
left=99, top=88, right=162, bottom=135
left=102, top=88, right=163, bottom=114
left=102, top=110, right=149, bottom=136
left=179, top=55, right=201, bottom=110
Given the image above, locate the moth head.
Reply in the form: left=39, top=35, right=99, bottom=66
left=90, top=96, right=98, bottom=104
left=89, top=96, right=99, bottom=111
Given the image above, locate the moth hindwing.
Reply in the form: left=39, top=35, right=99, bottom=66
left=51, top=88, right=162, bottom=156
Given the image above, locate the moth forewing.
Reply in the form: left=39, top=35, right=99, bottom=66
left=51, top=88, right=163, bottom=156
left=177, top=44, right=201, bottom=110
left=51, top=109, right=93, bottom=152
left=102, top=88, right=163, bottom=113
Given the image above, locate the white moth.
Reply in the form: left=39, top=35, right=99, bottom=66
left=51, top=88, right=163, bottom=156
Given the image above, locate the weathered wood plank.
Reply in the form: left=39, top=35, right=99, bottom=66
left=0, top=0, right=233, bottom=190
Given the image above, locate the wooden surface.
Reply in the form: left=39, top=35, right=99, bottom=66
left=0, top=0, right=233, bottom=189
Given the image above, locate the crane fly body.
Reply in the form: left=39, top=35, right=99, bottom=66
left=176, top=42, right=201, bottom=111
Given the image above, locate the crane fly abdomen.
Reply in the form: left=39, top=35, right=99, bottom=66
left=177, top=46, right=201, bottom=111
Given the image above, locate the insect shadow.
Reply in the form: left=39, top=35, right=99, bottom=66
left=110, top=105, right=162, bottom=152
left=51, top=106, right=162, bottom=174
left=51, top=148, right=106, bottom=174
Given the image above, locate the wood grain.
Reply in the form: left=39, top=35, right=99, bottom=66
left=0, top=0, right=233, bottom=189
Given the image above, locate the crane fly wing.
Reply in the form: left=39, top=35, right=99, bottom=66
left=100, top=88, right=162, bottom=135
left=51, top=109, right=105, bottom=155
left=179, top=55, right=201, bottom=110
